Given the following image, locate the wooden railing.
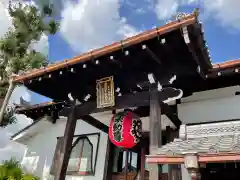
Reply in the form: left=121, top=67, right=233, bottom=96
left=108, top=172, right=168, bottom=180
left=110, top=172, right=137, bottom=180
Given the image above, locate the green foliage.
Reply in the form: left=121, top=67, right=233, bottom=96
left=0, top=2, right=59, bottom=77
left=0, top=2, right=59, bottom=127
left=0, top=158, right=39, bottom=180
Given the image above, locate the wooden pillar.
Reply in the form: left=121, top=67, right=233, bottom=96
left=55, top=104, right=77, bottom=180
left=149, top=88, right=162, bottom=180
left=140, top=145, right=146, bottom=180
left=166, top=126, right=180, bottom=180
left=124, top=150, right=129, bottom=180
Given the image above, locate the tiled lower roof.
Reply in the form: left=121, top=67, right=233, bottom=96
left=158, top=120, right=240, bottom=155
left=158, top=134, right=240, bottom=155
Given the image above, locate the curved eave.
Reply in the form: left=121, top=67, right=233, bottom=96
left=16, top=101, right=69, bottom=120
left=12, top=14, right=198, bottom=83
left=16, top=16, right=209, bottom=100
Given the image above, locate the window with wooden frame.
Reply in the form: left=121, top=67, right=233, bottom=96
left=50, top=133, right=100, bottom=176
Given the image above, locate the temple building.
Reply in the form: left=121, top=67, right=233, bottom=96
left=7, top=10, right=240, bottom=180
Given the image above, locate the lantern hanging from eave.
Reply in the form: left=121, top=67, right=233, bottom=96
left=109, top=110, right=142, bottom=149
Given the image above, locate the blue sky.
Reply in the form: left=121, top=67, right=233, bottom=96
left=47, top=0, right=240, bottom=63
left=29, top=0, right=240, bottom=103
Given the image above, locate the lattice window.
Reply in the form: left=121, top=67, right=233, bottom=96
left=50, top=133, right=100, bottom=176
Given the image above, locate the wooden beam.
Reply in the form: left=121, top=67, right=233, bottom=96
left=60, top=91, right=181, bottom=129
left=60, top=91, right=151, bottom=117
left=143, top=45, right=162, bottom=65
left=160, top=103, right=181, bottom=129
left=134, top=105, right=181, bottom=129
left=149, top=89, right=162, bottom=152
left=133, top=106, right=149, bottom=117
left=149, top=87, right=162, bottom=180
left=193, top=23, right=212, bottom=69
left=80, top=115, right=109, bottom=133
left=55, top=105, right=77, bottom=180
left=182, top=26, right=206, bottom=78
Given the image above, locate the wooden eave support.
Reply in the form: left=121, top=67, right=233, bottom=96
left=160, top=103, right=181, bottom=129
left=60, top=91, right=181, bottom=129
left=207, top=67, right=240, bottom=78
left=142, top=45, right=162, bottom=65
left=80, top=115, right=109, bottom=133
left=60, top=91, right=152, bottom=116
left=134, top=105, right=181, bottom=129
left=192, top=22, right=212, bottom=68
left=181, top=26, right=206, bottom=79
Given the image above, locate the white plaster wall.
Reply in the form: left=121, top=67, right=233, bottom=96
left=178, top=86, right=240, bottom=124
left=20, top=119, right=108, bottom=180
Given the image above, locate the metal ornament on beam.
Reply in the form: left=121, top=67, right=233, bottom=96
left=96, top=76, right=115, bottom=108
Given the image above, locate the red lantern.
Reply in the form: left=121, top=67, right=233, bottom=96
left=109, top=110, right=142, bottom=149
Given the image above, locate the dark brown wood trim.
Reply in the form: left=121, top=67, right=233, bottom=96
left=60, top=91, right=181, bottom=129
left=80, top=115, right=109, bottom=133
left=55, top=105, right=77, bottom=180
left=160, top=103, right=181, bottom=129
left=56, top=132, right=100, bottom=139
left=149, top=87, right=162, bottom=180
left=140, top=145, right=146, bottom=180
left=103, top=138, right=111, bottom=180
left=147, top=153, right=240, bottom=164
left=60, top=91, right=152, bottom=117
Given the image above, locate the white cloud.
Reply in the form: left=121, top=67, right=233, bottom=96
left=202, top=0, right=240, bottom=30
left=59, top=0, right=139, bottom=53
left=0, top=2, right=12, bottom=37
left=29, top=34, right=49, bottom=57
left=155, top=0, right=179, bottom=20
left=154, top=0, right=240, bottom=30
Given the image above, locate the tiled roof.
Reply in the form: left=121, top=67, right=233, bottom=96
left=12, top=12, right=198, bottom=83
left=15, top=101, right=68, bottom=112
left=158, top=135, right=240, bottom=155
left=158, top=120, right=240, bottom=155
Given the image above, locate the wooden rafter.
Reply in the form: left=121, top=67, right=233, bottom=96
left=60, top=91, right=182, bottom=129
left=142, top=44, right=162, bottom=65
left=80, top=115, right=108, bottom=133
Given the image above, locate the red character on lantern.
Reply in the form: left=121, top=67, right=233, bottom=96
left=109, top=110, right=142, bottom=149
